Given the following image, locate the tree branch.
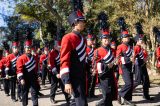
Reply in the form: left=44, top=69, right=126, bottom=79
left=40, top=0, right=62, bottom=23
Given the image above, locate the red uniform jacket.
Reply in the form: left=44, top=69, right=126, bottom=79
left=5, top=53, right=19, bottom=75
left=40, top=54, right=48, bottom=70
left=142, top=49, right=148, bottom=60
left=0, top=57, right=7, bottom=70
left=133, top=45, right=144, bottom=59
left=94, top=46, right=115, bottom=74
left=133, top=45, right=144, bottom=65
left=16, top=54, right=38, bottom=81
left=48, top=49, right=60, bottom=74
left=116, top=43, right=133, bottom=74
left=94, top=46, right=118, bottom=99
left=33, top=53, right=39, bottom=73
left=156, top=47, right=160, bottom=68
left=0, top=57, right=7, bottom=77
left=86, top=46, right=94, bottom=63
left=60, top=32, right=86, bottom=84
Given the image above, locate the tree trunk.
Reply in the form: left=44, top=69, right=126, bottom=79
left=39, top=24, right=45, bottom=44
left=40, top=0, right=62, bottom=37
left=149, top=25, right=156, bottom=72
left=145, top=0, right=149, bottom=17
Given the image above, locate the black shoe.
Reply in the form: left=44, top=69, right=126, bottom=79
left=89, top=95, right=98, bottom=98
left=50, top=98, right=57, bottom=104
left=143, top=96, right=154, bottom=101
left=18, top=96, right=22, bottom=102
left=123, top=99, right=136, bottom=106
left=6, top=94, right=10, bottom=96
left=66, top=100, right=70, bottom=106
left=66, top=94, right=71, bottom=101
left=117, top=95, right=122, bottom=104
left=70, top=99, right=76, bottom=106
left=38, top=92, right=44, bottom=97
left=65, top=95, right=71, bottom=106
left=96, top=99, right=104, bottom=106
left=12, top=98, right=17, bottom=102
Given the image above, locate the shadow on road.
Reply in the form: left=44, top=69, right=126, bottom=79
left=133, top=92, right=160, bottom=104
left=87, top=94, right=102, bottom=103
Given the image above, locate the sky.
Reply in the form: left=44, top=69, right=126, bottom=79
left=0, top=0, right=15, bottom=27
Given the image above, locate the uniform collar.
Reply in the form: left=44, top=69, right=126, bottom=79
left=102, top=45, right=110, bottom=51
left=136, top=44, right=141, bottom=48
left=26, top=53, right=32, bottom=58
left=72, top=30, right=82, bottom=38
left=122, top=42, right=129, bottom=46
left=13, top=53, right=19, bottom=56
left=87, top=46, right=92, bottom=49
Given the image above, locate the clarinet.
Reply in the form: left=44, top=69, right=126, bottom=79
left=131, top=44, right=135, bottom=73
left=0, top=75, right=16, bottom=80
left=92, top=50, right=98, bottom=76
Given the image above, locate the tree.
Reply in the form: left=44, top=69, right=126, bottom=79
left=3, top=0, right=160, bottom=71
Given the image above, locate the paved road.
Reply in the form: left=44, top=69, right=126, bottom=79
left=0, top=81, right=160, bottom=106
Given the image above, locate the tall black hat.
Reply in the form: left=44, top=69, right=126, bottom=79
left=134, top=22, right=144, bottom=42
left=117, top=17, right=129, bottom=38
left=153, top=27, right=160, bottom=43
left=2, top=41, right=10, bottom=54
left=68, top=0, right=85, bottom=26
left=86, top=23, right=95, bottom=40
left=55, top=27, right=66, bottom=47
left=25, top=27, right=33, bottom=47
left=12, top=29, right=20, bottom=47
left=98, top=11, right=110, bottom=39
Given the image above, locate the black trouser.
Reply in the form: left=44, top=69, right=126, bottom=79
left=0, top=80, right=2, bottom=89
left=21, top=79, right=38, bottom=106
left=86, top=64, right=91, bottom=96
left=134, top=63, right=150, bottom=97
left=98, top=71, right=117, bottom=106
left=3, top=79, right=10, bottom=95
left=50, top=74, right=69, bottom=101
left=42, top=67, right=47, bottom=85
left=17, top=82, right=22, bottom=98
left=114, top=65, right=119, bottom=81
left=119, top=63, right=133, bottom=101
left=47, top=71, right=51, bottom=84
left=10, top=77, right=17, bottom=99
left=71, top=77, right=88, bottom=106
left=88, top=75, right=96, bottom=97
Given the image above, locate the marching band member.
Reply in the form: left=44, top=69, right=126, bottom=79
left=133, top=22, right=152, bottom=100
left=2, top=41, right=10, bottom=96
left=48, top=29, right=70, bottom=105
left=86, top=25, right=97, bottom=98
left=95, top=12, right=117, bottom=106
left=116, top=17, right=135, bottom=105
left=5, top=30, right=20, bottom=102
left=60, top=10, right=88, bottom=106
left=16, top=28, right=39, bottom=106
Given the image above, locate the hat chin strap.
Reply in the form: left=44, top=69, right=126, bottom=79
left=24, top=45, right=32, bottom=48
left=72, top=28, right=81, bottom=33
